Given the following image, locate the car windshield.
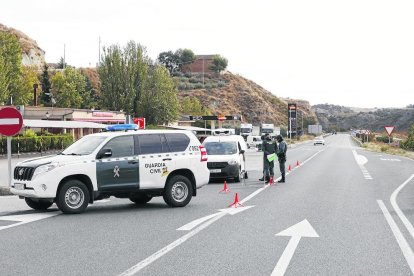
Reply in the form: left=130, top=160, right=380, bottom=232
left=61, top=136, right=107, bottom=155
left=204, top=141, right=237, bottom=155
left=241, top=128, right=252, bottom=133
left=262, top=128, right=273, bottom=133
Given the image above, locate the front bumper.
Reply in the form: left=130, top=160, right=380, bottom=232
left=208, top=164, right=240, bottom=179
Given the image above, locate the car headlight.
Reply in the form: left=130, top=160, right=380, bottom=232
left=228, top=160, right=239, bottom=165
left=33, top=162, right=59, bottom=179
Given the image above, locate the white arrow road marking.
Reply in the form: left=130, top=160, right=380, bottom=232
left=119, top=150, right=325, bottom=276
left=177, top=206, right=255, bottom=231
left=377, top=200, right=414, bottom=273
left=271, top=219, right=319, bottom=276
left=0, top=212, right=60, bottom=231
left=0, top=118, right=19, bottom=125
left=390, top=174, right=414, bottom=240
left=352, top=150, right=373, bottom=180
left=177, top=212, right=222, bottom=231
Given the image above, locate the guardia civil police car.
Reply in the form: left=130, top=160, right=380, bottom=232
left=10, top=125, right=210, bottom=214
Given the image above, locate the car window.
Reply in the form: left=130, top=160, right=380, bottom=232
left=101, top=136, right=134, bottom=158
left=204, top=142, right=237, bottom=155
left=165, top=133, right=190, bottom=152
left=138, top=134, right=163, bottom=154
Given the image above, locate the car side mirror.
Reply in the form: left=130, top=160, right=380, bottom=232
left=98, top=148, right=112, bottom=159
left=240, top=150, right=245, bottom=154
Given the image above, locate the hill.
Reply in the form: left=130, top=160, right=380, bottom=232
left=0, top=23, right=45, bottom=67
left=176, top=72, right=317, bottom=128
left=313, top=104, right=414, bottom=132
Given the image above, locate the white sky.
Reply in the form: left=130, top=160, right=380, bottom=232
left=1, top=0, right=413, bottom=108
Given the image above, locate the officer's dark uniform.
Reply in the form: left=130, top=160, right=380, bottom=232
left=260, top=134, right=277, bottom=182
left=276, top=135, right=287, bottom=183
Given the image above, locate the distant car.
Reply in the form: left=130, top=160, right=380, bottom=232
left=202, top=135, right=248, bottom=182
left=246, top=135, right=262, bottom=149
left=314, top=136, right=325, bottom=145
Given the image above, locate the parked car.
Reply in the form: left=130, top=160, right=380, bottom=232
left=202, top=135, right=248, bottom=182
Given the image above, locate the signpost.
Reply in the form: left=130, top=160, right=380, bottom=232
left=384, top=126, right=395, bottom=144
left=0, top=107, right=23, bottom=187
left=288, top=103, right=297, bottom=139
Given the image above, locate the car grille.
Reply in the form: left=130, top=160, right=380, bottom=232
left=207, top=162, right=228, bottom=169
left=14, top=167, right=35, bottom=181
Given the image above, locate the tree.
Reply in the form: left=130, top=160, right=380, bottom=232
left=0, top=31, right=29, bottom=105
left=401, top=124, right=414, bottom=151
left=157, top=48, right=196, bottom=74
left=19, top=66, right=39, bottom=105
left=209, top=55, right=228, bottom=74
left=157, top=51, right=179, bottom=75
left=99, top=41, right=149, bottom=115
left=57, top=57, right=67, bottom=69
left=51, top=67, right=85, bottom=108
left=40, top=64, right=52, bottom=106
left=139, top=65, right=179, bottom=125
left=181, top=96, right=203, bottom=115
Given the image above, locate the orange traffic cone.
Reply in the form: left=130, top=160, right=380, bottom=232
left=288, top=165, right=292, bottom=172
left=229, top=193, right=244, bottom=208
left=268, top=176, right=274, bottom=186
left=296, top=160, right=300, bottom=167
left=219, top=181, right=230, bottom=193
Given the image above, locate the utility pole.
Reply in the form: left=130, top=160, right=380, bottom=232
left=63, top=44, right=66, bottom=69
left=98, top=36, right=101, bottom=66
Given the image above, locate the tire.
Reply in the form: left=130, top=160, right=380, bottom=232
left=25, top=198, right=53, bottom=211
left=56, top=179, right=89, bottom=214
left=244, top=171, right=248, bottom=179
left=234, top=167, right=241, bottom=182
left=163, top=175, right=193, bottom=207
left=129, top=194, right=152, bottom=205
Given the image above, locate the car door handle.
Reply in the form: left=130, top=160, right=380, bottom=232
left=128, top=160, right=138, bottom=164
left=162, top=158, right=172, bottom=161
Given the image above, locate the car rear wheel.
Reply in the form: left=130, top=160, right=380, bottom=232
left=25, top=198, right=53, bottom=211
left=163, top=175, right=193, bottom=207
left=129, top=194, right=152, bottom=205
left=56, top=180, right=89, bottom=214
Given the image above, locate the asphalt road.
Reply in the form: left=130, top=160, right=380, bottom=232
left=0, top=134, right=413, bottom=275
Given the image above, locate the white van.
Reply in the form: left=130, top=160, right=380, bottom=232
left=202, top=135, right=248, bottom=182
left=246, top=135, right=262, bottom=149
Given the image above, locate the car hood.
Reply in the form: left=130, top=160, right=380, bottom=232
left=17, top=154, right=92, bottom=168
left=207, top=154, right=238, bottom=162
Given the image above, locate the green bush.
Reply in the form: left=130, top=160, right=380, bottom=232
left=204, top=83, right=212, bottom=89
left=194, top=83, right=203, bottom=89
left=186, top=83, right=195, bottom=90
left=0, top=135, right=73, bottom=154
left=376, top=136, right=393, bottom=143
left=178, top=82, right=187, bottom=90
left=400, top=124, right=414, bottom=151
left=188, top=78, right=199, bottom=83
left=380, top=146, right=388, bottom=152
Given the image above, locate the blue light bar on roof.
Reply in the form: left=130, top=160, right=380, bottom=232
left=106, top=124, right=138, bottom=131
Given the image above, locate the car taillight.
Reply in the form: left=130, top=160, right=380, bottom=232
left=199, top=145, right=208, bottom=162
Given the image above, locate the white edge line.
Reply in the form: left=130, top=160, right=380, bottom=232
left=118, top=212, right=226, bottom=276
left=390, top=174, right=414, bottom=240
left=176, top=212, right=221, bottom=231
left=119, top=148, right=326, bottom=275
left=377, top=200, right=414, bottom=273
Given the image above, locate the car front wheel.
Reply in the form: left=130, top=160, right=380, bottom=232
left=56, top=180, right=89, bottom=214
left=163, top=175, right=193, bottom=207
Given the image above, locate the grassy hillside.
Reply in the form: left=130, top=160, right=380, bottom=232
left=176, top=72, right=317, bottom=128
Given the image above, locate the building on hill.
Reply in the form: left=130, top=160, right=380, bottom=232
left=184, top=55, right=215, bottom=74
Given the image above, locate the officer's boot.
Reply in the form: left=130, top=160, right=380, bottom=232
left=278, top=173, right=285, bottom=183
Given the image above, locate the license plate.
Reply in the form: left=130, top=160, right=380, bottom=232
left=210, top=169, right=221, bottom=173
left=14, top=183, right=25, bottom=190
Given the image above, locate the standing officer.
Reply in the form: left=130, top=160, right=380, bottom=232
left=276, top=135, right=287, bottom=183
left=259, top=133, right=277, bottom=183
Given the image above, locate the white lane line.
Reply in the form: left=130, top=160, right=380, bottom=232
left=377, top=200, right=414, bottom=273
left=352, top=150, right=373, bottom=180
left=390, top=174, right=414, bottom=240
left=119, top=212, right=226, bottom=276
left=0, top=212, right=60, bottom=231
left=119, top=149, right=326, bottom=276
